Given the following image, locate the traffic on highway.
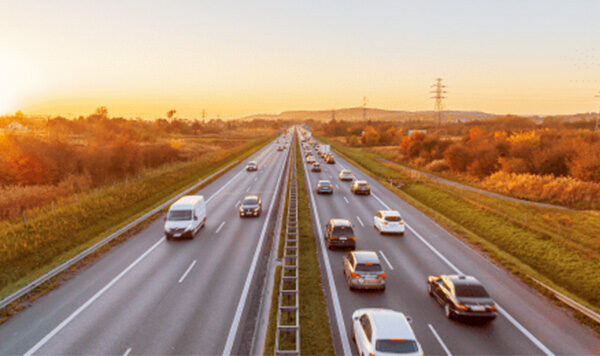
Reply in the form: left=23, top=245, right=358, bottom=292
left=0, top=126, right=598, bottom=355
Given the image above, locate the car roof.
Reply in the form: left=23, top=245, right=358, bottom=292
left=248, top=161, right=257, bottom=164
left=243, top=195, right=259, bottom=200
left=172, top=195, right=204, bottom=207
left=318, top=180, right=331, bottom=184
left=341, top=169, right=351, bottom=173
left=352, top=250, right=381, bottom=264
left=365, top=309, right=416, bottom=340
left=329, top=218, right=352, bottom=226
left=379, top=210, right=401, bottom=217
left=444, top=275, right=482, bottom=287
left=355, top=180, right=368, bottom=184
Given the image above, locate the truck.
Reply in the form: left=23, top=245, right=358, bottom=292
left=164, top=195, right=206, bottom=240
left=320, top=144, right=330, bottom=155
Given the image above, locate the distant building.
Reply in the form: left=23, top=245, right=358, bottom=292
left=3, top=121, right=29, bottom=132
left=407, top=129, right=427, bottom=136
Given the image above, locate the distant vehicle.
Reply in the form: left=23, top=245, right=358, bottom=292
left=374, top=210, right=405, bottom=235
left=316, top=180, right=333, bottom=194
left=277, top=145, right=285, bottom=151
left=351, top=180, right=370, bottom=195
left=164, top=195, right=206, bottom=240
left=339, top=169, right=353, bottom=181
left=427, top=275, right=497, bottom=321
left=352, top=308, right=422, bottom=356
left=311, top=162, right=322, bottom=172
left=276, top=139, right=280, bottom=143
left=306, top=155, right=316, bottom=164
left=325, top=218, right=356, bottom=249
left=320, top=144, right=330, bottom=155
left=239, top=195, right=262, bottom=217
left=326, top=154, right=335, bottom=164
left=304, top=151, right=313, bottom=158
left=246, top=161, right=258, bottom=171
left=343, top=250, right=386, bottom=291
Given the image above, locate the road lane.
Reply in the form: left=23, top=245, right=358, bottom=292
left=301, top=135, right=600, bottom=355
left=0, top=137, right=289, bottom=355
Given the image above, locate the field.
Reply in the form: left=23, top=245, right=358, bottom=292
left=0, top=136, right=273, bottom=300
left=317, top=134, right=600, bottom=322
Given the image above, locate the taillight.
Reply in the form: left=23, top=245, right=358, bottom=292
left=369, top=353, right=375, bottom=356
left=351, top=236, right=356, bottom=241
left=382, top=222, right=388, bottom=225
left=351, top=272, right=360, bottom=278
left=488, top=304, right=497, bottom=311
left=379, top=273, right=386, bottom=279
left=328, top=235, right=334, bottom=240
left=329, top=185, right=332, bottom=188
left=399, top=222, right=405, bottom=225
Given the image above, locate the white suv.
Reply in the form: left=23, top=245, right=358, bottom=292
left=374, top=210, right=405, bottom=235
left=352, top=308, right=422, bottom=356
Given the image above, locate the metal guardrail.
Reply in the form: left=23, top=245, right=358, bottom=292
left=275, top=136, right=300, bottom=355
left=530, top=277, right=600, bottom=324
left=0, top=155, right=253, bottom=311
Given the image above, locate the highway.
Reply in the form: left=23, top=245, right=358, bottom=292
left=300, top=133, right=600, bottom=355
left=0, top=138, right=289, bottom=355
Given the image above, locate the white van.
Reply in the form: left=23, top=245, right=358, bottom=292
left=164, top=195, right=206, bottom=240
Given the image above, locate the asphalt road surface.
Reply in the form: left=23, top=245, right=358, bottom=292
left=300, top=134, right=600, bottom=356
left=0, top=138, right=289, bottom=356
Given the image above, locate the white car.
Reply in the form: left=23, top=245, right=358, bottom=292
left=352, top=308, right=422, bottom=356
left=306, top=155, right=316, bottom=164
left=374, top=210, right=405, bottom=235
left=339, top=169, right=354, bottom=181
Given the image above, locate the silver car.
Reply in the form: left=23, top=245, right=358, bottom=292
left=343, top=250, right=386, bottom=290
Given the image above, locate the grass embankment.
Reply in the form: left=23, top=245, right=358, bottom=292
left=264, top=265, right=283, bottom=356
left=317, top=134, right=600, bottom=324
left=0, top=136, right=273, bottom=300
left=296, top=139, right=335, bottom=354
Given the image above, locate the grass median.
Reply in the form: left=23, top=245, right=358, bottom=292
left=317, top=134, right=600, bottom=327
left=0, top=136, right=273, bottom=301
left=296, top=139, right=335, bottom=354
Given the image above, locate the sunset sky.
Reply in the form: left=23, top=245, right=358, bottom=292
left=1, top=0, right=599, bottom=118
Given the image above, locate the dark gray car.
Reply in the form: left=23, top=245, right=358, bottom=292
left=239, top=195, right=262, bottom=217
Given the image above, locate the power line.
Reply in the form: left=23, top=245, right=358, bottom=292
left=430, top=78, right=447, bottom=133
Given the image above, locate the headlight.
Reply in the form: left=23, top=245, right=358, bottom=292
left=185, top=224, right=193, bottom=231
left=165, top=226, right=172, bottom=232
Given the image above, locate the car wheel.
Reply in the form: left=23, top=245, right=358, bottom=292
left=444, top=303, right=454, bottom=319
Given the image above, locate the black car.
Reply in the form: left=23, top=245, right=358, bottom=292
left=316, top=180, right=333, bottom=194
left=325, top=219, right=356, bottom=249
left=427, top=275, right=497, bottom=321
left=239, top=195, right=262, bottom=217
left=351, top=180, right=370, bottom=195
left=246, top=161, right=258, bottom=171
left=325, top=154, right=336, bottom=164
left=311, top=162, right=322, bottom=172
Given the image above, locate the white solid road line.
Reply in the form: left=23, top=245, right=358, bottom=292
left=378, top=250, right=394, bottom=270
left=428, top=324, right=452, bottom=356
left=222, top=146, right=287, bottom=356
left=24, top=237, right=166, bottom=356
left=235, top=200, right=240, bottom=207
left=215, top=221, right=226, bottom=234
left=178, top=260, right=197, bottom=283
left=24, top=141, right=278, bottom=356
left=369, top=193, right=554, bottom=356
left=343, top=196, right=349, bottom=204
left=356, top=216, right=364, bottom=227
left=123, top=347, right=132, bottom=356
left=300, top=144, right=352, bottom=356
left=246, top=185, right=251, bottom=192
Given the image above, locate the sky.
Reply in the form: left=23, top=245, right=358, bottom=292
left=1, top=0, right=599, bottom=118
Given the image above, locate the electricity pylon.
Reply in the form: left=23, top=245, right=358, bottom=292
left=430, top=78, right=447, bottom=134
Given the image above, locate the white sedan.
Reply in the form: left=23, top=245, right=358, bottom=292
left=352, top=308, right=422, bottom=356
left=374, top=210, right=405, bottom=235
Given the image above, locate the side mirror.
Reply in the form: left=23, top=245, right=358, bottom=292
left=353, top=316, right=359, bottom=321
left=194, top=215, right=199, bottom=221
left=406, top=316, right=413, bottom=324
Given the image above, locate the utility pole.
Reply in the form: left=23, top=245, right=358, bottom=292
left=331, top=109, right=336, bottom=121
left=595, top=91, right=600, bottom=132
left=430, top=78, right=447, bottom=135
left=362, top=96, right=368, bottom=121
left=202, top=109, right=206, bottom=120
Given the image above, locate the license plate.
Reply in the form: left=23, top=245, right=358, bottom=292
left=174, top=233, right=181, bottom=237
left=471, top=305, right=485, bottom=311
left=339, top=237, right=347, bottom=241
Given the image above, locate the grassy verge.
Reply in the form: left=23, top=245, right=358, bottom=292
left=277, top=160, right=292, bottom=259
left=0, top=136, right=273, bottom=300
left=296, top=139, right=335, bottom=354
left=317, top=134, right=600, bottom=327
left=263, top=265, right=283, bottom=356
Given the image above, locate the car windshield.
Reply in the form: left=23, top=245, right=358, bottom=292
left=385, top=215, right=402, bottom=222
left=355, top=263, right=382, bottom=272
left=319, top=180, right=331, bottom=185
left=454, top=284, right=489, bottom=298
left=358, top=182, right=367, bottom=186
left=243, top=198, right=258, bottom=205
left=376, top=339, right=419, bottom=354
left=168, top=209, right=192, bottom=221
left=332, top=225, right=354, bottom=237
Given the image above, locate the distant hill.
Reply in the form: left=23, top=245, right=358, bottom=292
left=240, top=107, right=497, bottom=122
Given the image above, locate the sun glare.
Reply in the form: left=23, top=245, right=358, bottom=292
left=0, top=55, right=37, bottom=115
